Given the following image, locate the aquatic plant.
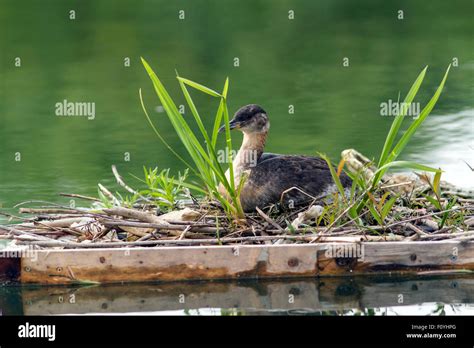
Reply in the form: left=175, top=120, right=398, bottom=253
left=137, top=167, right=190, bottom=210
left=140, top=57, right=245, bottom=219
left=321, top=65, right=451, bottom=226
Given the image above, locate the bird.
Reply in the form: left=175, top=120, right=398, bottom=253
left=218, top=104, right=352, bottom=212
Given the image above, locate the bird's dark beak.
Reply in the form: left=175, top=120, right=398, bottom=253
left=218, top=118, right=241, bottom=133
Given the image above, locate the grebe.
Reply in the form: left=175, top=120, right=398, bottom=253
left=218, top=104, right=352, bottom=212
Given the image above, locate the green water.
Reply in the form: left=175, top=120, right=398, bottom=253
left=0, top=0, right=473, bottom=215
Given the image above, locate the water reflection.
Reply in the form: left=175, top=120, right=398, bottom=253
left=1, top=275, right=473, bottom=315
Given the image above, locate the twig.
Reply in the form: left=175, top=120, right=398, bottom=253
left=19, top=208, right=83, bottom=215
left=59, top=193, right=100, bottom=202
left=17, top=234, right=403, bottom=248
left=255, top=207, right=283, bottom=232
left=0, top=225, right=65, bottom=242
left=100, top=219, right=222, bottom=234
left=111, top=165, right=151, bottom=202
left=98, top=184, right=120, bottom=206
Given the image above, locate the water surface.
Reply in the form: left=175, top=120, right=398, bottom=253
left=1, top=276, right=473, bottom=316
left=0, top=0, right=472, bottom=215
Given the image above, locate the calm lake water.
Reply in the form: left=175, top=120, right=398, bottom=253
left=0, top=0, right=473, bottom=315
left=1, top=276, right=473, bottom=316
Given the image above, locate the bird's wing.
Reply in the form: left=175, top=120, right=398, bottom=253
left=244, top=155, right=351, bottom=209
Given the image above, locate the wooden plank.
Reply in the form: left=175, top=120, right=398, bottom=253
left=17, top=241, right=474, bottom=285
left=317, top=241, right=474, bottom=275
left=20, top=244, right=318, bottom=284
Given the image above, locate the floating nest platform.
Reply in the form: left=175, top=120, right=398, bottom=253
left=1, top=193, right=473, bottom=285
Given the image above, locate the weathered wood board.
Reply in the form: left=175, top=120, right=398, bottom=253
left=0, top=241, right=472, bottom=285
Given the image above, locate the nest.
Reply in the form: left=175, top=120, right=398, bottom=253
left=1, top=192, right=473, bottom=250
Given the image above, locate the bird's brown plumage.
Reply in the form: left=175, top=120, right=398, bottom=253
left=220, top=104, right=352, bottom=212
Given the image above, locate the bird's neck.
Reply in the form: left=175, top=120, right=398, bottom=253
left=234, top=131, right=267, bottom=170
left=219, top=131, right=267, bottom=197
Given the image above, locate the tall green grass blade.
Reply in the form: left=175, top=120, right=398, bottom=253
left=367, top=202, right=383, bottom=225
left=320, top=153, right=346, bottom=198
left=177, top=77, right=222, bottom=98
left=378, top=66, right=427, bottom=168
left=423, top=194, right=442, bottom=210
left=141, top=58, right=244, bottom=218
left=138, top=88, right=195, bottom=173
left=381, top=196, right=397, bottom=220
left=374, top=160, right=441, bottom=175
left=433, top=170, right=442, bottom=197
left=211, top=78, right=229, bottom=147
left=142, top=57, right=228, bottom=195
left=176, top=74, right=236, bottom=195
left=222, top=98, right=236, bottom=192
left=386, top=65, right=451, bottom=165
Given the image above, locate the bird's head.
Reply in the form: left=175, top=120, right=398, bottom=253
left=219, top=104, right=270, bottom=134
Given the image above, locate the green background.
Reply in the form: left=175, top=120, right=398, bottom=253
left=0, top=0, right=473, bottom=216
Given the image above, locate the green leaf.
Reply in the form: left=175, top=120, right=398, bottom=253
left=381, top=196, right=397, bottom=220
left=423, top=194, right=442, bottom=211
left=177, top=76, right=222, bottom=98
left=433, top=170, right=442, bottom=197
left=367, top=202, right=383, bottom=225
left=384, top=65, right=451, bottom=169
left=372, top=161, right=441, bottom=186
left=319, top=153, right=347, bottom=199
left=378, top=66, right=427, bottom=168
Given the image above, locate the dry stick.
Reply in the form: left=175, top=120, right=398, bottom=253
left=379, top=181, right=414, bottom=190
left=21, top=219, right=84, bottom=237
left=100, top=219, right=221, bottom=234
left=19, top=217, right=86, bottom=228
left=385, top=206, right=467, bottom=229
left=102, top=207, right=161, bottom=222
left=449, top=235, right=474, bottom=242
left=98, top=184, right=120, bottom=206
left=310, top=188, right=371, bottom=243
left=17, top=234, right=403, bottom=248
left=406, top=223, right=429, bottom=240
left=59, top=193, right=101, bottom=202
left=19, top=208, right=82, bottom=215
left=101, top=218, right=372, bottom=236
left=0, top=225, right=64, bottom=243
left=13, top=200, right=71, bottom=209
left=162, top=219, right=214, bottom=226
left=419, top=230, right=474, bottom=240
left=419, top=218, right=439, bottom=231
left=111, top=165, right=152, bottom=203
left=0, top=211, right=32, bottom=222
left=178, top=225, right=192, bottom=240
left=255, top=207, right=284, bottom=232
